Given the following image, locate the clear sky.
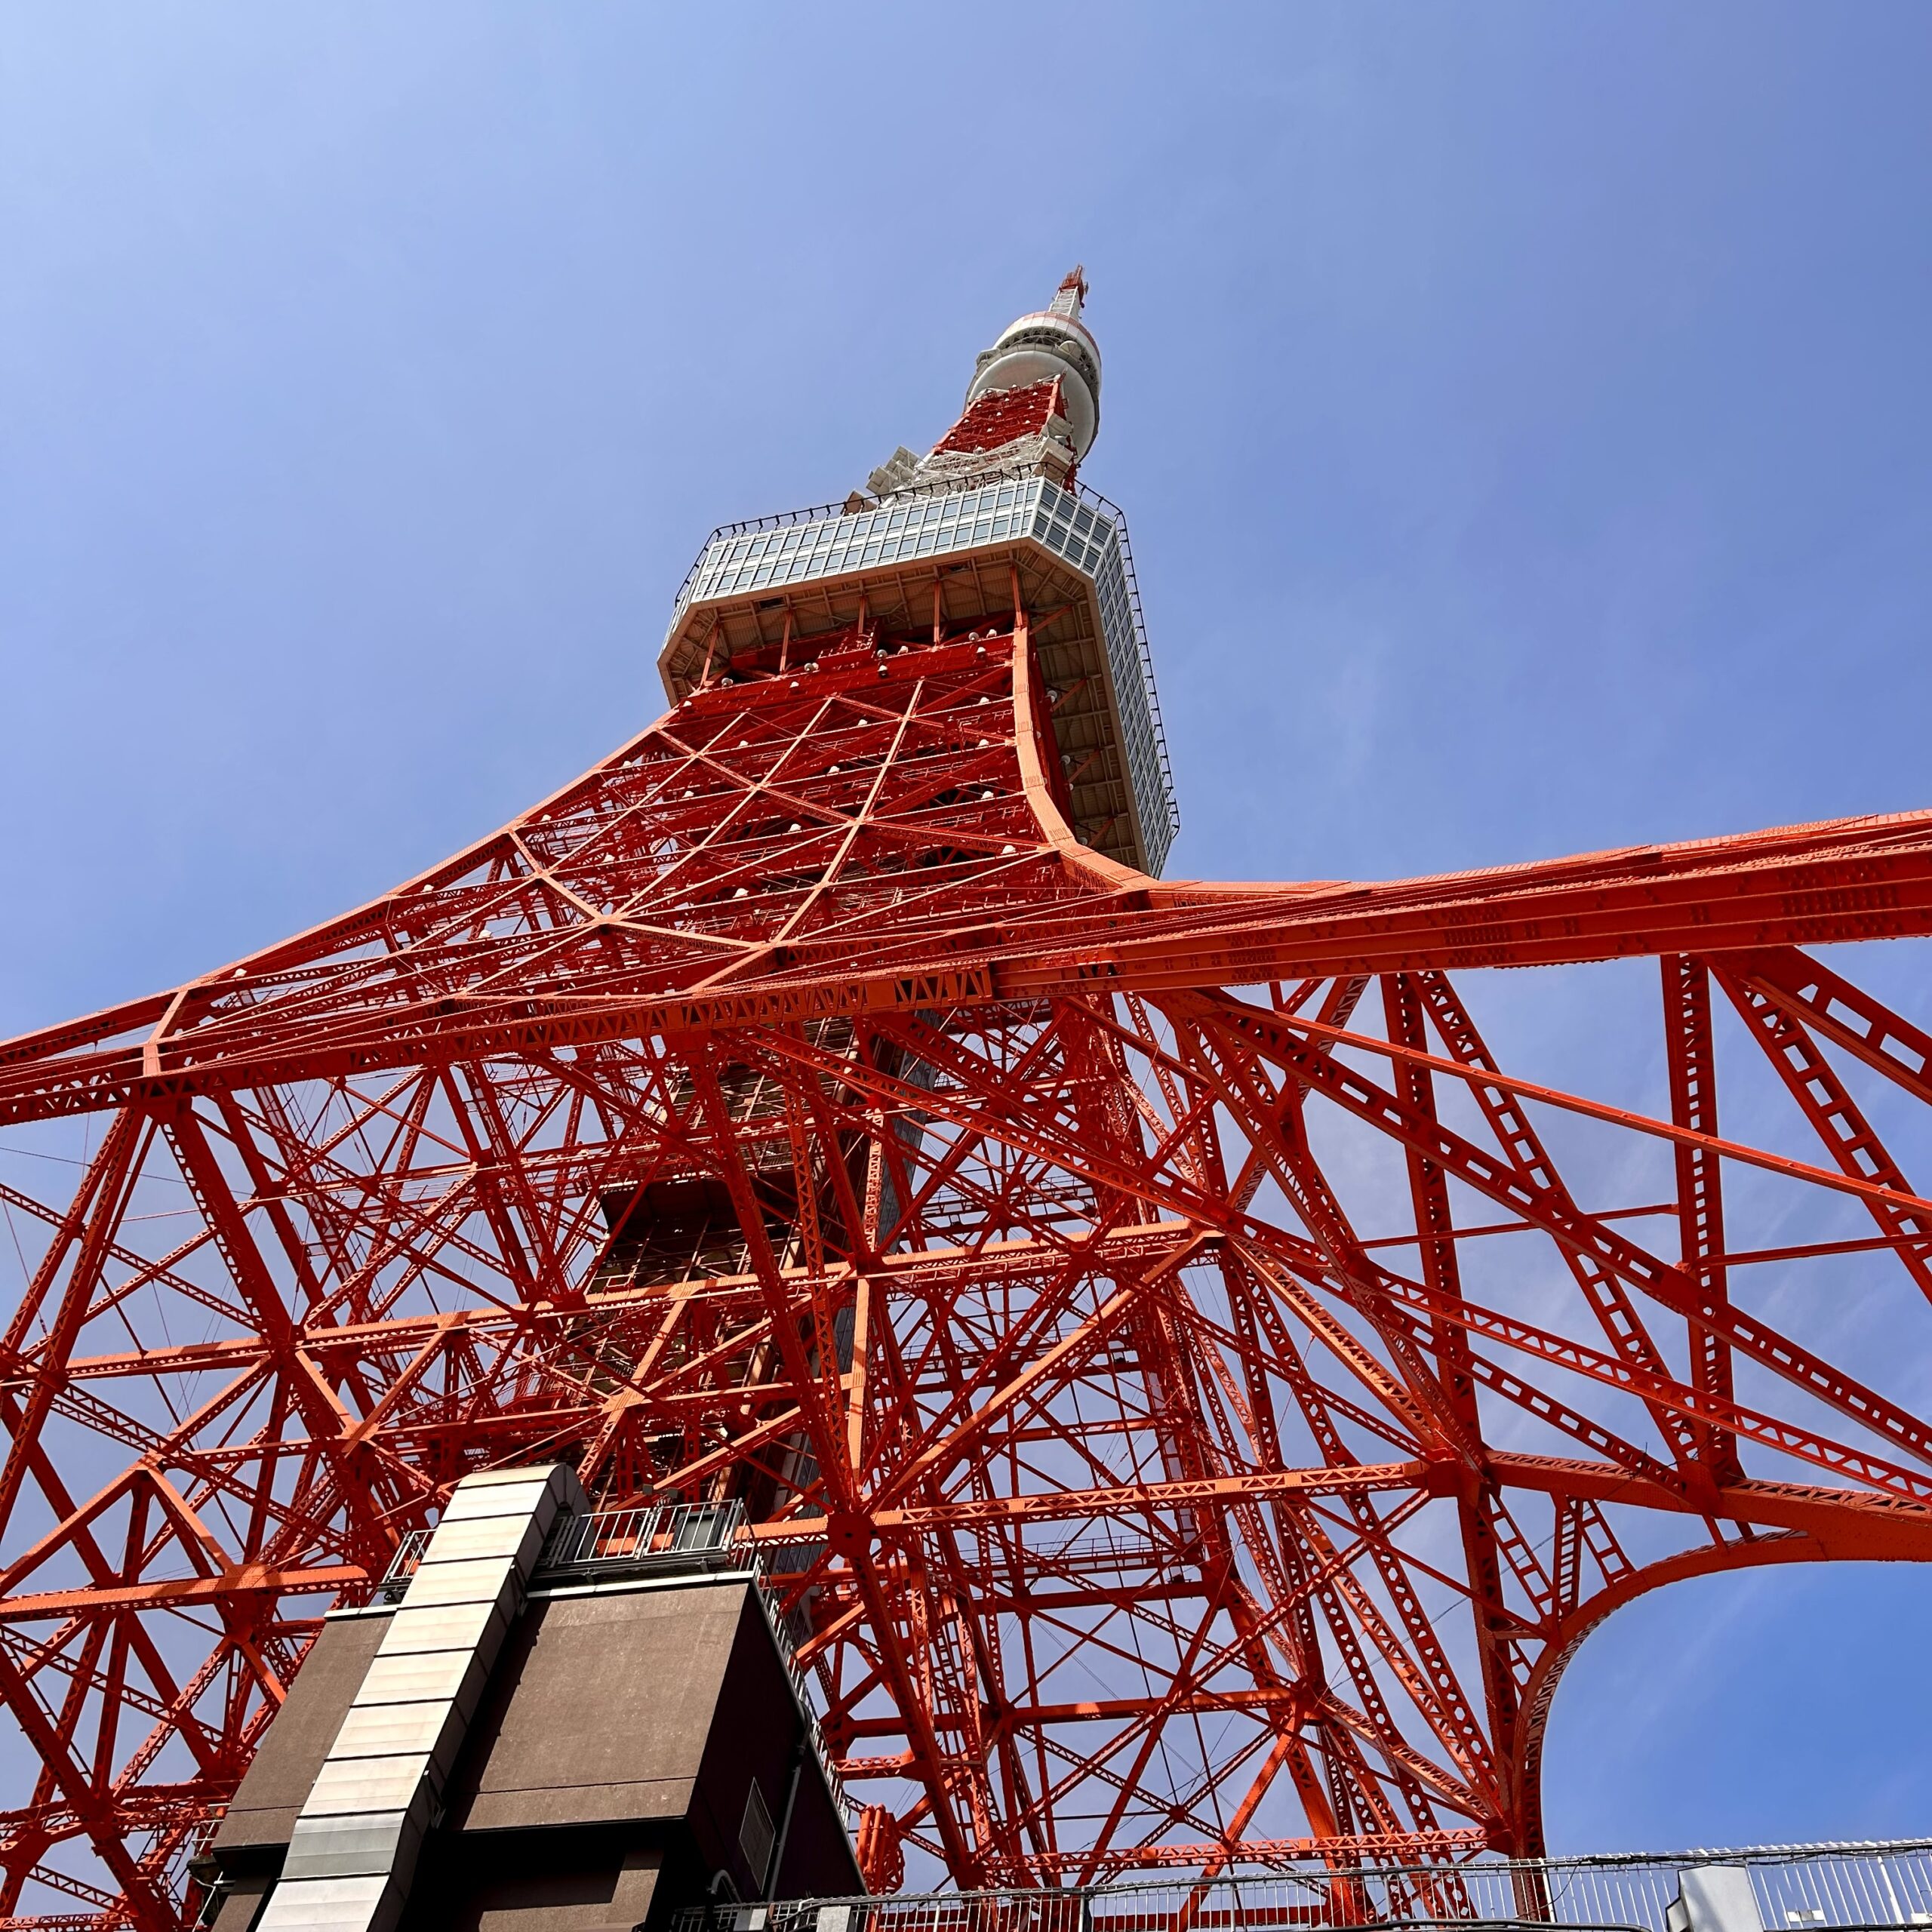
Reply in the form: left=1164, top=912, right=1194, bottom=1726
left=3, top=4, right=1931, bottom=1854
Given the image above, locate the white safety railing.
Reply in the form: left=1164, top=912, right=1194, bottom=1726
left=371, top=1527, right=432, bottom=1604
left=669, top=1841, right=1932, bottom=1932
left=537, top=1499, right=746, bottom=1575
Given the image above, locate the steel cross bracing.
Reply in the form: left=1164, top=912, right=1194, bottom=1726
left=2, top=611, right=1932, bottom=1927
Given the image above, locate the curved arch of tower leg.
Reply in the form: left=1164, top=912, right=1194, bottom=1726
left=2, top=275, right=1931, bottom=1925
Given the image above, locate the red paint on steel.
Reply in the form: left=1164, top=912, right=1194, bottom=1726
left=0, top=623, right=1930, bottom=1921
left=930, top=379, right=1067, bottom=457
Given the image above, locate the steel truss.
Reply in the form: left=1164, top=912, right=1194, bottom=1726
left=1, top=614, right=1930, bottom=1924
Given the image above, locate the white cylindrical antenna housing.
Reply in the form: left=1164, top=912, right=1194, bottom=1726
left=964, top=267, right=1103, bottom=460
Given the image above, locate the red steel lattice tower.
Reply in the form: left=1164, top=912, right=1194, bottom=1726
left=4, top=269, right=1932, bottom=1925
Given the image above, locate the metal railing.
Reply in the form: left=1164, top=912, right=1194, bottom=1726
left=669, top=462, right=1083, bottom=613
left=745, top=1560, right=847, bottom=1820
left=371, top=1528, right=431, bottom=1604
left=537, top=1498, right=748, bottom=1578
left=669, top=1841, right=1932, bottom=1932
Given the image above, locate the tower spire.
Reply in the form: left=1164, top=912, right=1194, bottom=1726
left=867, top=268, right=1104, bottom=499
left=1048, top=262, right=1088, bottom=320
left=961, top=267, right=1103, bottom=460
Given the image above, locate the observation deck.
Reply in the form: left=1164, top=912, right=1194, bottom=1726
left=655, top=273, right=1179, bottom=878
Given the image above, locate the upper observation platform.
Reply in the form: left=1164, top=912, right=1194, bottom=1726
left=657, top=270, right=1178, bottom=877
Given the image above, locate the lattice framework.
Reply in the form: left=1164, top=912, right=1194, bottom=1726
left=1, top=612, right=1930, bottom=1924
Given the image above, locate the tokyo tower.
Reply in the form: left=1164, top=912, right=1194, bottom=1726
left=2, top=268, right=1932, bottom=1927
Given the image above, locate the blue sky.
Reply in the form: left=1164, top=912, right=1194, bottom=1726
left=3, top=5, right=1931, bottom=1854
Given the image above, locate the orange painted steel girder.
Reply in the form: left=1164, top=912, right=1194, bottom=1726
left=0, top=618, right=1930, bottom=1926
